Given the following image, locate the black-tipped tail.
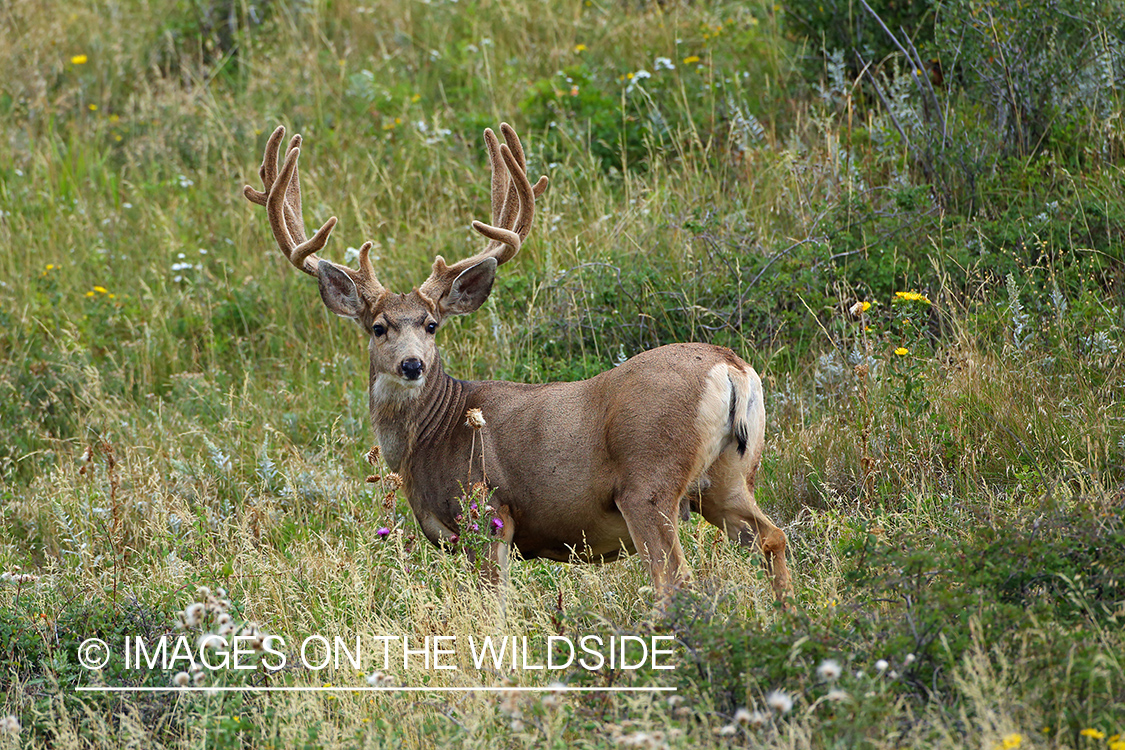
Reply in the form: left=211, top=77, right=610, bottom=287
left=728, top=375, right=749, bottom=457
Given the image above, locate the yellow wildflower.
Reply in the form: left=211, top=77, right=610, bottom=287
left=85, top=291, right=95, bottom=297
left=861, top=301, right=871, bottom=312
left=114, top=134, right=122, bottom=142
left=411, top=93, right=421, bottom=102
left=894, top=290, right=932, bottom=304
left=1001, top=733, right=1023, bottom=749
left=895, top=347, right=909, bottom=356
left=88, top=104, right=98, bottom=111
left=1109, top=741, right=1125, bottom=750
left=93, top=286, right=108, bottom=294
left=46, top=264, right=55, bottom=270
left=1080, top=729, right=1105, bottom=739
left=574, top=43, right=587, bottom=52
left=71, top=54, right=88, bottom=65
left=683, top=55, right=701, bottom=64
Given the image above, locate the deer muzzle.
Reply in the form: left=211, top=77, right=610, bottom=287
left=400, top=358, right=425, bottom=381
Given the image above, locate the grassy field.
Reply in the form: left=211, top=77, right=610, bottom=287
left=1, top=0, right=1124, bottom=747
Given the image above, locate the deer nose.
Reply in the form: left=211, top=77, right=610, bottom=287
left=400, top=358, right=425, bottom=381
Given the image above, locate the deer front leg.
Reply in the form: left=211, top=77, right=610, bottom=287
left=485, top=504, right=515, bottom=589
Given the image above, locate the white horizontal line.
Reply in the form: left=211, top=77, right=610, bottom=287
left=76, top=686, right=676, bottom=693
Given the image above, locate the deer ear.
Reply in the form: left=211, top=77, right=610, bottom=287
left=317, top=260, right=365, bottom=319
left=440, top=257, right=497, bottom=316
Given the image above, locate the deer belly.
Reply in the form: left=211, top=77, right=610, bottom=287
left=512, top=508, right=635, bottom=563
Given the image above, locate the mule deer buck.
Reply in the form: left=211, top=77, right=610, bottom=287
left=244, top=123, right=791, bottom=604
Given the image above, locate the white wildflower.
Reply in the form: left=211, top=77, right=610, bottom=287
left=765, top=690, right=793, bottom=714
left=817, top=658, right=842, bottom=681
left=184, top=602, right=205, bottom=627
left=198, top=633, right=227, bottom=651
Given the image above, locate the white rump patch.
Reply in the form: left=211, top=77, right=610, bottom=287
left=693, top=363, right=733, bottom=476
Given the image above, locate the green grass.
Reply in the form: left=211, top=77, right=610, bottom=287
left=1, top=0, right=1124, bottom=747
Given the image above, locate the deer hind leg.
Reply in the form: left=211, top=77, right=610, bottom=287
left=614, top=480, right=691, bottom=599
left=699, top=453, right=791, bottom=604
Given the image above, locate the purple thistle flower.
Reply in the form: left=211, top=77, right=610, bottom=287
left=470, top=523, right=479, bottom=532
left=376, top=527, right=390, bottom=538
left=491, top=517, right=504, bottom=531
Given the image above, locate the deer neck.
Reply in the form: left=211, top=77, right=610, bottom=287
left=368, top=354, right=465, bottom=473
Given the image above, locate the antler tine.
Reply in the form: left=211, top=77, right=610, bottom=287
left=475, top=125, right=547, bottom=259
left=243, top=126, right=284, bottom=207
left=497, top=125, right=548, bottom=202
left=265, top=147, right=333, bottom=276
left=473, top=143, right=535, bottom=263
left=244, top=125, right=385, bottom=298
left=485, top=128, right=508, bottom=227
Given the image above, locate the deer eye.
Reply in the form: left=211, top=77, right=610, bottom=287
left=425, top=321, right=438, bottom=335
left=372, top=323, right=386, bottom=337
